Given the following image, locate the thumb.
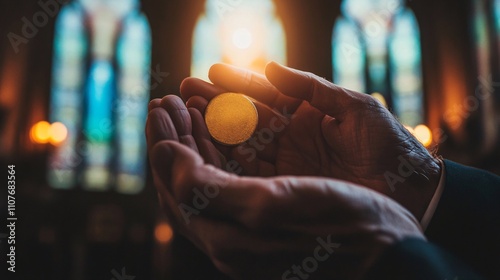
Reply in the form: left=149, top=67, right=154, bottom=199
left=265, top=61, right=366, bottom=117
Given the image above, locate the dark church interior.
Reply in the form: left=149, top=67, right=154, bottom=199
left=0, top=0, right=499, bottom=279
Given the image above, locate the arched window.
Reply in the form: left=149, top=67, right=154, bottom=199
left=332, top=0, right=424, bottom=127
left=48, top=0, right=151, bottom=194
left=191, top=0, right=286, bottom=81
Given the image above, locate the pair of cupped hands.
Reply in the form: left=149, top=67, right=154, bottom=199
left=146, top=62, right=442, bottom=280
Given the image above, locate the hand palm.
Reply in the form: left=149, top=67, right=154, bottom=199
left=178, top=62, right=440, bottom=218
left=182, top=68, right=421, bottom=190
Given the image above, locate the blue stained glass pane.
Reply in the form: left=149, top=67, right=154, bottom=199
left=117, top=12, right=151, bottom=69
left=389, top=8, right=423, bottom=126
left=342, top=0, right=404, bottom=26
left=48, top=3, right=87, bottom=189
left=83, top=59, right=115, bottom=191
left=332, top=17, right=366, bottom=92
left=84, top=60, right=115, bottom=142
left=115, top=12, right=152, bottom=194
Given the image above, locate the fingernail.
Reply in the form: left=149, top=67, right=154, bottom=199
left=266, top=61, right=292, bottom=75
left=212, top=63, right=246, bottom=76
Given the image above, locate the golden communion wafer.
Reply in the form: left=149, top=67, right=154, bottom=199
left=205, top=93, right=258, bottom=146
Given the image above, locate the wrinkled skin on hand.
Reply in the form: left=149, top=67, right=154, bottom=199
left=145, top=63, right=439, bottom=279
left=177, top=62, right=441, bottom=220
left=147, top=124, right=424, bottom=280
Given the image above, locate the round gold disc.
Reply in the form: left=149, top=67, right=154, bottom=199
left=205, top=93, right=258, bottom=146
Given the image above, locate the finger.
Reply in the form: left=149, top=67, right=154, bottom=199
left=148, top=98, right=162, bottom=111
left=189, top=107, right=223, bottom=167
left=186, top=95, right=209, bottom=115
left=180, top=77, right=226, bottom=102
left=265, top=61, right=369, bottom=118
left=154, top=141, right=363, bottom=231
left=160, top=95, right=198, bottom=152
left=150, top=141, right=281, bottom=229
left=146, top=107, right=179, bottom=152
left=150, top=141, right=266, bottom=224
left=239, top=100, right=285, bottom=163
left=208, top=63, right=302, bottom=113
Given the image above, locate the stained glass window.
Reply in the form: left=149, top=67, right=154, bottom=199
left=48, top=0, right=151, bottom=194
left=191, top=0, right=286, bottom=81
left=332, top=0, right=424, bottom=127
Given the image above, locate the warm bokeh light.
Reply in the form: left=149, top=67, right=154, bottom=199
left=30, top=121, right=51, bottom=144
left=154, top=223, right=173, bottom=244
left=192, top=0, right=286, bottom=80
left=404, top=125, right=415, bottom=135
left=414, top=124, right=433, bottom=147
left=371, top=92, right=388, bottom=108
left=232, top=28, right=253, bottom=49
left=223, top=20, right=263, bottom=68
left=49, top=122, right=68, bottom=145
left=30, top=121, right=68, bottom=145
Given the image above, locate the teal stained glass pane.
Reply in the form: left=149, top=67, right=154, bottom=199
left=389, top=8, right=423, bottom=126
left=332, top=17, right=366, bottom=92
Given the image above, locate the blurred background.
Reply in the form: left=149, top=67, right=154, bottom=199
left=0, top=0, right=498, bottom=279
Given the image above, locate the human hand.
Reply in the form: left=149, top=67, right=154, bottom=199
left=146, top=113, right=425, bottom=279
left=180, top=62, right=442, bottom=220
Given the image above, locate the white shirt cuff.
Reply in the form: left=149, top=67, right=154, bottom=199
left=420, top=160, right=446, bottom=231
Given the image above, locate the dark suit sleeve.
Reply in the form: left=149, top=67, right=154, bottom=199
left=425, top=160, right=500, bottom=279
left=366, top=160, right=500, bottom=280
left=364, top=238, right=484, bottom=280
